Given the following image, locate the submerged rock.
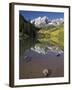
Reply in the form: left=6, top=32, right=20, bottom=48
left=56, top=53, right=61, bottom=56
left=24, top=55, right=32, bottom=62
left=42, top=68, right=49, bottom=77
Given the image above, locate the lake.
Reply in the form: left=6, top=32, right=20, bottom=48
left=19, top=36, right=64, bottom=79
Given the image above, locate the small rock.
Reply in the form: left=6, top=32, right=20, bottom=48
left=42, top=68, right=49, bottom=77
left=56, top=53, right=61, bottom=56
left=24, top=55, right=32, bottom=62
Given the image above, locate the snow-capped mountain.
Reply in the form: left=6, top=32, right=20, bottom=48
left=30, top=16, right=50, bottom=28
left=30, top=16, right=64, bottom=28
left=51, top=18, right=64, bottom=25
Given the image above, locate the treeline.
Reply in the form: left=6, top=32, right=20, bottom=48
left=19, top=14, right=39, bottom=39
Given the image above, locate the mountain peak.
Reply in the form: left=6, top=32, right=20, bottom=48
left=30, top=16, right=49, bottom=28
left=42, top=16, right=48, bottom=19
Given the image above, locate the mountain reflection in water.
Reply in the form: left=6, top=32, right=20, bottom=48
left=31, top=45, right=63, bottom=55
left=20, top=38, right=64, bottom=57
left=19, top=38, right=64, bottom=79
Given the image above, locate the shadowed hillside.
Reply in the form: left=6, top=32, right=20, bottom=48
left=19, top=14, right=39, bottom=39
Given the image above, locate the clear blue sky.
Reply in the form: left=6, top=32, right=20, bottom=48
left=19, top=10, right=64, bottom=21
